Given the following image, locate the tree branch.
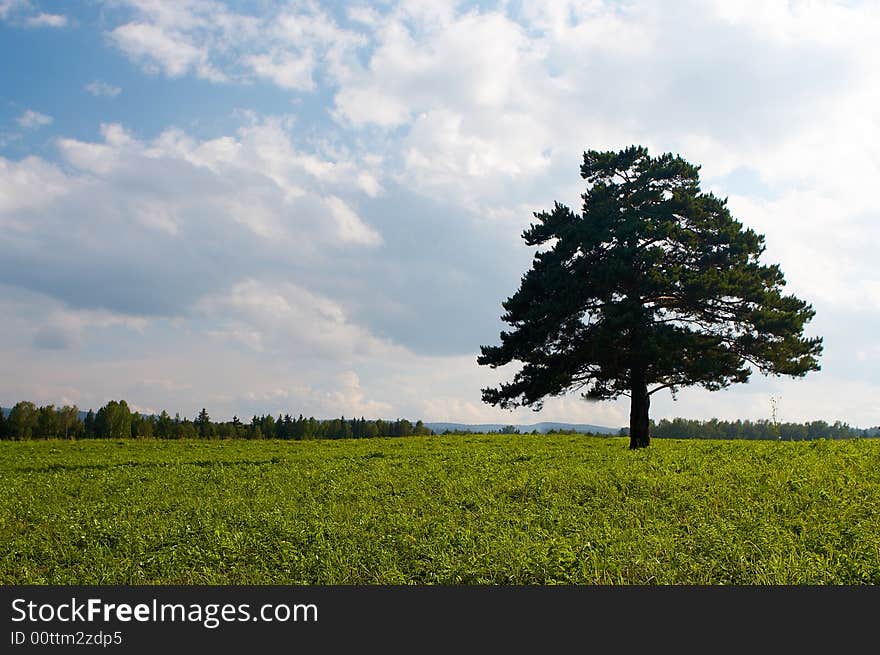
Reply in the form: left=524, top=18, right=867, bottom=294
left=648, top=382, right=678, bottom=396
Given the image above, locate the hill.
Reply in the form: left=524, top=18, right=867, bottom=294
left=424, top=421, right=620, bottom=434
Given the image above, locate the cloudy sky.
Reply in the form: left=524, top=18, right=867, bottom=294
left=1, top=0, right=878, bottom=428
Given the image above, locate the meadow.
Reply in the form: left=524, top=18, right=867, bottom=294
left=1, top=434, right=878, bottom=584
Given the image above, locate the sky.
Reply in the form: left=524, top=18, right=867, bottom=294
left=1, top=0, right=878, bottom=428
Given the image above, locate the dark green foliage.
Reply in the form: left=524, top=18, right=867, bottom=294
left=177, top=419, right=197, bottom=439
left=83, top=409, right=95, bottom=438
left=94, top=400, right=132, bottom=439
left=7, top=401, right=38, bottom=439
left=155, top=411, right=173, bottom=438
left=649, top=417, right=867, bottom=440
left=57, top=406, right=81, bottom=439
left=36, top=405, right=59, bottom=439
left=195, top=408, right=215, bottom=439
left=132, top=412, right=153, bottom=438
left=0, top=399, right=433, bottom=441
left=479, top=146, right=822, bottom=448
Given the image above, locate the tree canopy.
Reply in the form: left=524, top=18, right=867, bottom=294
left=478, top=145, right=823, bottom=448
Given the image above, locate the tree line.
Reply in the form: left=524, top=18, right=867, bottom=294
left=0, top=400, right=433, bottom=441
left=1, top=399, right=876, bottom=441
left=624, top=417, right=879, bottom=440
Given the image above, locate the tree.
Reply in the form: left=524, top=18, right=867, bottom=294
left=130, top=412, right=142, bottom=438
left=130, top=411, right=154, bottom=438
left=95, top=400, right=132, bottom=439
left=138, top=415, right=154, bottom=438
left=396, top=419, right=413, bottom=437
left=292, top=414, right=306, bottom=440
left=36, top=405, right=59, bottom=439
left=155, top=410, right=173, bottom=438
left=7, top=401, right=38, bottom=439
left=83, top=409, right=96, bottom=438
left=57, top=405, right=80, bottom=439
left=177, top=418, right=197, bottom=439
left=195, top=408, right=214, bottom=438
left=478, top=146, right=822, bottom=449
left=260, top=414, right=275, bottom=439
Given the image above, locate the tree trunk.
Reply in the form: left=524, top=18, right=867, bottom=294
left=629, top=371, right=650, bottom=449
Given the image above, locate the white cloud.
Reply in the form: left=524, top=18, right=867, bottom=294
left=57, top=123, right=135, bottom=175
left=35, top=307, right=146, bottom=350
left=16, top=109, right=52, bottom=129
left=0, top=286, right=146, bottom=354
left=245, top=51, right=315, bottom=91
left=323, top=196, right=381, bottom=246
left=333, top=86, right=410, bottom=127
left=24, top=12, right=66, bottom=28
left=2, top=117, right=384, bottom=321
left=239, top=373, right=393, bottom=421
left=0, top=280, right=629, bottom=424
left=85, top=81, right=122, bottom=97
left=196, top=279, right=399, bottom=360
left=109, top=22, right=214, bottom=79
left=322, top=371, right=394, bottom=419
left=0, top=2, right=66, bottom=28
left=726, top=192, right=880, bottom=312
left=134, top=200, right=179, bottom=236
left=319, top=1, right=879, bottom=223
left=0, top=156, right=74, bottom=218
left=336, top=8, right=535, bottom=127
left=107, top=1, right=362, bottom=87
left=0, top=279, right=410, bottom=420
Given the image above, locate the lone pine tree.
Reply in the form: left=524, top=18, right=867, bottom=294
left=478, top=146, right=822, bottom=449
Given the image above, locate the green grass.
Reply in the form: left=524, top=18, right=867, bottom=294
left=1, top=435, right=879, bottom=584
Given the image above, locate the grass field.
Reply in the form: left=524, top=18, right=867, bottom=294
left=1, top=434, right=878, bottom=584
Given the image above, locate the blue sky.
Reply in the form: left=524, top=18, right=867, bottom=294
left=1, top=0, right=878, bottom=428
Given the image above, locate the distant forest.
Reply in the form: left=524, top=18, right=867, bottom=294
left=0, top=400, right=433, bottom=440
left=500, top=419, right=878, bottom=440
left=644, top=417, right=879, bottom=441
left=0, top=399, right=877, bottom=441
